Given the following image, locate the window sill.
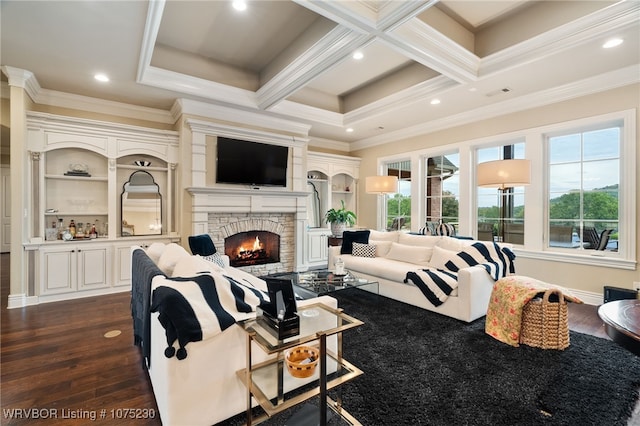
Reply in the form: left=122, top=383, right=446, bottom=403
left=513, top=248, right=636, bottom=270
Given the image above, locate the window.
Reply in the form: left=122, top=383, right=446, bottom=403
left=385, top=160, right=411, bottom=231
left=547, top=126, right=620, bottom=252
left=477, top=143, right=526, bottom=243
left=425, top=152, right=459, bottom=232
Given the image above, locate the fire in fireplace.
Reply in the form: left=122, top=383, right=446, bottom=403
left=225, top=231, right=280, bottom=267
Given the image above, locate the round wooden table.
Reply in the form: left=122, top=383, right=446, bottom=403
left=598, top=299, right=640, bottom=356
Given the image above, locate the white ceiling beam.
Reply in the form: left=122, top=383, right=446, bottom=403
left=256, top=27, right=372, bottom=110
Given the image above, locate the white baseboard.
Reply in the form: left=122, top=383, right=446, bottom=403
left=7, top=293, right=39, bottom=309
left=567, top=288, right=602, bottom=306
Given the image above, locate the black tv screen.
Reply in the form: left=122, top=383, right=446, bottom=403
left=216, top=137, right=288, bottom=187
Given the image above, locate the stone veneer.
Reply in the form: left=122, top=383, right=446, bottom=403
left=208, top=213, right=294, bottom=276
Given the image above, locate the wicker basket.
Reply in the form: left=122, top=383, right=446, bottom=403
left=285, top=346, right=319, bottom=378
left=520, top=289, right=570, bottom=350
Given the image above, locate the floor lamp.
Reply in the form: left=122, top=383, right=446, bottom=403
left=477, top=159, right=530, bottom=242
left=366, top=175, right=398, bottom=230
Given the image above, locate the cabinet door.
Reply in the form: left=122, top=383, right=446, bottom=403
left=307, top=232, right=328, bottom=264
left=77, top=245, right=111, bottom=290
left=41, top=247, right=76, bottom=295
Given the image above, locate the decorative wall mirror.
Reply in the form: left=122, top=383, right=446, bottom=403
left=121, top=170, right=162, bottom=236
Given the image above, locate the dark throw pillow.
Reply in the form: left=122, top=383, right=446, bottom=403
left=341, top=230, right=370, bottom=254
left=188, top=234, right=217, bottom=256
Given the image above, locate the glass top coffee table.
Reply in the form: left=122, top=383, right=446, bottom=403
left=263, top=269, right=379, bottom=300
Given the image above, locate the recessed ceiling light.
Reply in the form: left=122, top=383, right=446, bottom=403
left=352, top=51, right=364, bottom=60
left=603, top=38, right=623, bottom=49
left=430, top=99, right=441, bottom=105
left=94, top=73, right=109, bottom=82
left=232, top=0, right=247, bottom=11
left=346, top=128, right=354, bottom=133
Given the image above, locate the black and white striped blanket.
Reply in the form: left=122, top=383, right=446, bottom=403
left=404, top=242, right=516, bottom=307
left=150, top=272, right=267, bottom=360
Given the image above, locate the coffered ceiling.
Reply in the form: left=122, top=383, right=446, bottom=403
left=1, top=1, right=638, bottom=150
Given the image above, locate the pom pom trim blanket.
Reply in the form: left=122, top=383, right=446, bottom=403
left=404, top=242, right=516, bottom=307
left=150, top=272, right=267, bottom=360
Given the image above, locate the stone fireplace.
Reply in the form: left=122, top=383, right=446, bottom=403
left=205, top=212, right=298, bottom=275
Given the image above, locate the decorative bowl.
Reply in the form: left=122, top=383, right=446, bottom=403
left=68, top=163, right=88, bottom=173
left=134, top=160, right=151, bottom=167
left=285, top=345, right=319, bottom=378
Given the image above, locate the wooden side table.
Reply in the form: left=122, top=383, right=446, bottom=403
left=327, top=236, right=342, bottom=247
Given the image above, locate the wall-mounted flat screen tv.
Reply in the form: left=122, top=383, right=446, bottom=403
left=216, top=137, right=289, bottom=187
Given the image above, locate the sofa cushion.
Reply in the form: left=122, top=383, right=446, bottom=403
left=368, top=229, right=399, bottom=242
left=369, top=240, right=393, bottom=257
left=429, top=245, right=458, bottom=270
left=398, top=233, right=440, bottom=248
left=385, top=242, right=433, bottom=266
left=146, top=242, right=167, bottom=264
left=352, top=242, right=376, bottom=258
left=341, top=230, right=371, bottom=254
left=157, top=243, right=191, bottom=276
left=435, top=236, right=473, bottom=252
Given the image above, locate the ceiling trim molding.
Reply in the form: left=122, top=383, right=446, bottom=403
left=307, top=136, right=351, bottom=152
left=176, top=99, right=312, bottom=137
left=141, top=66, right=258, bottom=109
left=257, top=27, right=372, bottom=110
left=481, top=1, right=640, bottom=77
left=294, top=0, right=379, bottom=34
left=34, top=89, right=175, bottom=125
left=270, top=100, right=344, bottom=127
left=350, top=65, right=640, bottom=151
left=376, top=0, right=438, bottom=32
left=1, top=66, right=39, bottom=101
left=344, top=75, right=457, bottom=125
left=136, top=0, right=166, bottom=83
left=185, top=118, right=309, bottom=145
left=387, top=19, right=479, bottom=83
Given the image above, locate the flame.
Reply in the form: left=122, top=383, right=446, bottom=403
left=252, top=236, right=261, bottom=250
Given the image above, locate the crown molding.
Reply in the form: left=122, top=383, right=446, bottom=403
left=481, top=0, right=640, bottom=77
left=270, top=100, right=344, bottom=127
left=307, top=136, right=351, bottom=152
left=344, top=75, right=456, bottom=125
left=176, top=98, right=311, bottom=137
left=184, top=117, right=309, bottom=146
left=1, top=66, right=39, bottom=101
left=34, top=88, right=175, bottom=124
left=350, top=65, right=640, bottom=151
left=137, top=0, right=165, bottom=83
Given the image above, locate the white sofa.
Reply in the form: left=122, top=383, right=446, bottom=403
left=328, top=230, right=514, bottom=323
left=131, top=243, right=338, bottom=426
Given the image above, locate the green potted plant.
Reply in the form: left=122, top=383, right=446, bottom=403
left=325, top=200, right=356, bottom=236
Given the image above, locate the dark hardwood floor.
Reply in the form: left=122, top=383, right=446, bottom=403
left=0, top=252, right=615, bottom=425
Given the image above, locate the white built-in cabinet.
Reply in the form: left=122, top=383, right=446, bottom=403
left=25, top=112, right=179, bottom=303
left=305, top=152, right=360, bottom=268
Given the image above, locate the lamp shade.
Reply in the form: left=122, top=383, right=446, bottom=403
left=366, top=175, right=398, bottom=194
left=477, top=159, right=531, bottom=189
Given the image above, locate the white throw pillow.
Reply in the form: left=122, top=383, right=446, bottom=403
left=352, top=242, right=377, bottom=258
left=398, top=233, right=440, bottom=248
left=157, top=243, right=190, bottom=276
left=385, top=242, right=433, bottom=266
left=368, top=229, right=399, bottom=242
left=172, top=255, right=222, bottom=277
left=429, top=245, right=458, bottom=270
left=146, top=242, right=166, bottom=264
left=369, top=240, right=393, bottom=257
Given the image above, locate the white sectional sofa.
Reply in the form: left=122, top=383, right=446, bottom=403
left=328, top=230, right=514, bottom=323
left=131, top=243, right=338, bottom=426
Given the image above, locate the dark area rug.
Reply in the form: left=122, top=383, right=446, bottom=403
left=222, top=289, right=640, bottom=425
